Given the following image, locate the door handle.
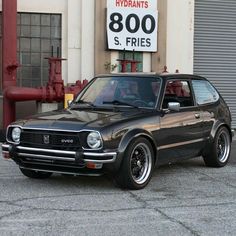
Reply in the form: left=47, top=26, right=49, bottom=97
left=195, top=113, right=200, bottom=119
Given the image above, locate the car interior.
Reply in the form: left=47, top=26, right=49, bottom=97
left=162, top=80, right=194, bottom=109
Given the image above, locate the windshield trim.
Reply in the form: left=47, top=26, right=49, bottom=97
left=74, top=75, right=163, bottom=110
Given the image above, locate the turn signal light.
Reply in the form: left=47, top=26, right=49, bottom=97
left=86, top=162, right=103, bottom=169
left=3, top=152, right=10, bottom=159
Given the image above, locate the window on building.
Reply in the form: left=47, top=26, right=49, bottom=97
left=118, top=51, right=143, bottom=72
left=17, top=13, right=62, bottom=87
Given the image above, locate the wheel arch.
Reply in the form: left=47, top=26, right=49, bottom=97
left=118, top=129, right=158, bottom=164
left=203, top=122, right=232, bottom=167
left=210, top=122, right=232, bottom=142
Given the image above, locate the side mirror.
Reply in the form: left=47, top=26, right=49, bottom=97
left=168, top=102, right=180, bottom=112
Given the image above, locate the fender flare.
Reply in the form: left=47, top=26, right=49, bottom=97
left=117, top=128, right=158, bottom=163
left=210, top=121, right=232, bottom=142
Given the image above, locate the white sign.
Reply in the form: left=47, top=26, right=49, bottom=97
left=107, top=0, right=158, bottom=52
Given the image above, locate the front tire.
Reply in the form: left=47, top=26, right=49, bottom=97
left=20, top=168, right=53, bottom=179
left=203, top=127, right=231, bottom=167
left=115, top=137, right=154, bottom=190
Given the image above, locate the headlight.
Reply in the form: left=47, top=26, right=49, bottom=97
left=87, top=131, right=102, bottom=149
left=12, top=127, right=21, bottom=143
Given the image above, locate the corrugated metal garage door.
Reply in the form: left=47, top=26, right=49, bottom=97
left=194, top=0, right=236, bottom=127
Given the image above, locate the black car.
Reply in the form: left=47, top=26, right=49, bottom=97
left=2, top=74, right=234, bottom=189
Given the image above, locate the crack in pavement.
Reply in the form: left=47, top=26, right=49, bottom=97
left=153, top=207, right=201, bottom=236
left=128, top=191, right=148, bottom=208
left=128, top=191, right=201, bottom=236
left=0, top=148, right=235, bottom=234
left=150, top=201, right=236, bottom=210
left=0, top=191, right=145, bottom=219
left=0, top=191, right=123, bottom=203
left=0, top=206, right=148, bottom=220
left=0, top=190, right=202, bottom=236
left=183, top=167, right=236, bottom=190
left=0, top=190, right=234, bottom=235
left=0, top=210, right=26, bottom=221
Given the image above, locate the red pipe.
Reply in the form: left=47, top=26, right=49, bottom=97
left=4, top=81, right=89, bottom=103
left=4, top=82, right=87, bottom=103
left=1, top=1, right=88, bottom=128
left=130, top=61, right=140, bottom=72
left=4, top=59, right=88, bottom=103
left=117, top=59, right=141, bottom=73
left=2, top=0, right=18, bottom=128
left=4, top=87, right=50, bottom=102
left=3, top=56, right=88, bottom=127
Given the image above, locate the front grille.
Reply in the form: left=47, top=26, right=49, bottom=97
left=20, top=130, right=81, bottom=151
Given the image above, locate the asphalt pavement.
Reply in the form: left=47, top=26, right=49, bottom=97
left=0, top=141, right=236, bottom=236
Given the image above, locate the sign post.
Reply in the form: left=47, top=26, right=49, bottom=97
left=107, top=0, right=158, bottom=52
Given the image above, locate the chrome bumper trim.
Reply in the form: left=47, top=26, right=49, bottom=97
left=18, top=146, right=76, bottom=155
left=83, top=152, right=117, bottom=163
left=2, top=144, right=10, bottom=154
left=2, top=144, right=117, bottom=163
left=2, top=143, right=10, bottom=149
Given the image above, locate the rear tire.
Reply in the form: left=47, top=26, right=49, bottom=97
left=115, top=137, right=154, bottom=190
left=20, top=168, right=53, bottom=179
left=203, top=127, right=231, bottom=167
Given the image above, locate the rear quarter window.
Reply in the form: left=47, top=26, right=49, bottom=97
left=192, top=80, right=219, bottom=105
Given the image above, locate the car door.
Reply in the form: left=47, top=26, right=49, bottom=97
left=157, top=79, right=205, bottom=164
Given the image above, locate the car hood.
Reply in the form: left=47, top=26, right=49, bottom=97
left=13, top=108, right=155, bottom=131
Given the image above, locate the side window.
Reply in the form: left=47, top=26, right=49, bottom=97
left=192, top=80, right=219, bottom=105
left=162, top=80, right=194, bottom=109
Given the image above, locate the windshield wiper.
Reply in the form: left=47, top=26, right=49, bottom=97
left=103, top=100, right=139, bottom=108
left=73, top=100, right=96, bottom=107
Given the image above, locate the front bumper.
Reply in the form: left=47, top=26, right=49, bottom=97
left=2, top=143, right=117, bottom=175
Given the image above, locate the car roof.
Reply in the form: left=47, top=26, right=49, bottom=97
left=159, top=73, right=206, bottom=81
left=96, top=73, right=207, bottom=81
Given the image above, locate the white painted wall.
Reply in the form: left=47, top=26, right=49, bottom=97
left=67, top=0, right=81, bottom=84
left=67, top=0, right=95, bottom=82
left=110, top=51, right=119, bottom=73
left=81, top=0, right=95, bottom=80
left=166, top=0, right=194, bottom=74
left=143, top=53, right=152, bottom=72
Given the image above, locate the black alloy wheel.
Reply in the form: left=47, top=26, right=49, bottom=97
left=203, top=127, right=231, bottom=167
left=115, top=137, right=154, bottom=190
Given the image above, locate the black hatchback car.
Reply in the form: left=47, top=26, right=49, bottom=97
left=2, top=74, right=234, bottom=189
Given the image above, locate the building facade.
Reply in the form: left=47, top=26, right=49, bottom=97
left=1, top=0, right=236, bottom=129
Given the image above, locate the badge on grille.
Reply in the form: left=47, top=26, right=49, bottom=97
left=43, top=135, right=50, bottom=144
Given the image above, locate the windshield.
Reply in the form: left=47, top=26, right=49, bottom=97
left=75, top=76, right=161, bottom=109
